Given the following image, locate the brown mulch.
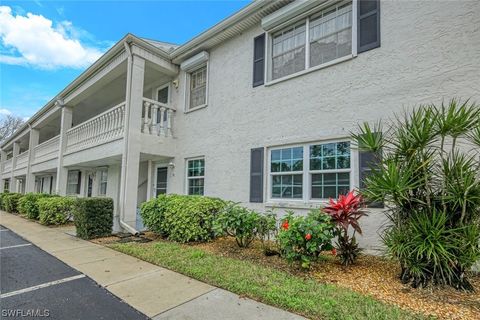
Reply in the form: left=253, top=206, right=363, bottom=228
left=193, top=237, right=480, bottom=320
left=94, top=233, right=480, bottom=319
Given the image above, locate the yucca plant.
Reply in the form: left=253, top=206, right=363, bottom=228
left=353, top=98, right=480, bottom=290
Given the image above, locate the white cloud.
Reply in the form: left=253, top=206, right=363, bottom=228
left=0, top=108, right=12, bottom=116
left=0, top=6, right=106, bottom=69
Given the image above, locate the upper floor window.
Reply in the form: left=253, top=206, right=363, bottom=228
left=270, top=1, right=354, bottom=81
left=188, top=65, right=207, bottom=110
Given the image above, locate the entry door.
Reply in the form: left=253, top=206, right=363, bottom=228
left=155, top=167, right=168, bottom=197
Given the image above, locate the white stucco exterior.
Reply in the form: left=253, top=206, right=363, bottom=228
left=1, top=1, right=479, bottom=249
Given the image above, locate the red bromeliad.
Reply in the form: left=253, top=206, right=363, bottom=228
left=323, top=191, right=366, bottom=235
left=281, top=220, right=289, bottom=230
left=305, top=233, right=312, bottom=241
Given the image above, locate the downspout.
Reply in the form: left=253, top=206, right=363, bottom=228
left=118, top=40, right=139, bottom=236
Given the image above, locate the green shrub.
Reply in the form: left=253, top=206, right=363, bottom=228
left=3, top=193, right=23, bottom=213
left=353, top=99, right=480, bottom=290
left=141, top=194, right=226, bottom=243
left=73, top=197, right=113, bottom=240
left=18, top=193, right=58, bottom=219
left=278, top=210, right=335, bottom=269
left=215, top=203, right=262, bottom=248
left=38, top=197, right=75, bottom=225
left=257, top=211, right=279, bottom=254
left=0, top=191, right=10, bottom=210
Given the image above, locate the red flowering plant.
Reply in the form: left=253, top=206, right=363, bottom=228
left=278, top=210, right=335, bottom=269
left=323, top=191, right=367, bottom=266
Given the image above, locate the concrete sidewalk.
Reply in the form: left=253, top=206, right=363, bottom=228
left=0, top=212, right=305, bottom=320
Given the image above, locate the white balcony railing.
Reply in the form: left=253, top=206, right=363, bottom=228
left=141, top=98, right=175, bottom=137
left=14, top=151, right=29, bottom=170
left=65, top=102, right=125, bottom=154
left=33, top=135, right=60, bottom=164
left=3, top=158, right=12, bottom=174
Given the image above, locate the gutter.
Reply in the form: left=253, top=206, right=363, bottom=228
left=117, top=40, right=139, bottom=236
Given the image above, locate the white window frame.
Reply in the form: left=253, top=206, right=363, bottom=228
left=66, top=170, right=81, bottom=196
left=267, top=139, right=357, bottom=206
left=98, top=169, right=108, bottom=196
left=184, top=63, right=209, bottom=113
left=265, top=0, right=358, bottom=86
left=185, top=156, right=205, bottom=195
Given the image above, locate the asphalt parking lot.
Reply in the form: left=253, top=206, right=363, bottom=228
left=0, top=225, right=148, bottom=320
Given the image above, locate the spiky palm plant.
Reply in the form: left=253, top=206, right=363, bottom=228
left=352, top=98, right=480, bottom=290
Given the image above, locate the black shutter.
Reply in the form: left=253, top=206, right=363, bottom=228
left=250, top=147, right=264, bottom=203
left=76, top=171, right=82, bottom=195
left=359, top=148, right=384, bottom=208
left=253, top=34, right=265, bottom=87
left=358, top=0, right=381, bottom=53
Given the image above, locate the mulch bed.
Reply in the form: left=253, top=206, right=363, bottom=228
left=95, top=233, right=480, bottom=319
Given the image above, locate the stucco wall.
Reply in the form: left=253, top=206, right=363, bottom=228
left=160, top=1, right=480, bottom=251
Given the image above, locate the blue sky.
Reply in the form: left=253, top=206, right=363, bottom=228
left=0, top=0, right=249, bottom=119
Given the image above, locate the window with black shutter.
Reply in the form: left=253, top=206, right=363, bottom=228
left=250, top=147, right=264, bottom=202
left=253, top=34, right=265, bottom=87
left=358, top=138, right=383, bottom=208
left=358, top=0, right=381, bottom=53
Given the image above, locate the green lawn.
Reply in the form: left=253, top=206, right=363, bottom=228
left=109, top=241, right=428, bottom=320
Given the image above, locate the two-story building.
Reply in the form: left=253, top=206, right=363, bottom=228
left=1, top=0, right=479, bottom=250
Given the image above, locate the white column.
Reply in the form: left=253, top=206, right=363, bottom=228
left=10, top=142, right=20, bottom=192
left=55, top=104, right=73, bottom=195
left=119, top=54, right=145, bottom=229
left=25, top=128, right=40, bottom=193
left=147, top=160, right=153, bottom=200
left=0, top=150, right=6, bottom=192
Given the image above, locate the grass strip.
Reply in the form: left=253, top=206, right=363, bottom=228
left=110, top=241, right=428, bottom=320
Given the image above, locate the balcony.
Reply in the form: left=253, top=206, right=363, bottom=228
left=33, top=136, right=60, bottom=165
left=65, top=102, right=126, bottom=155
left=3, top=158, right=12, bottom=174
left=14, top=151, right=29, bottom=171
left=141, top=98, right=175, bottom=137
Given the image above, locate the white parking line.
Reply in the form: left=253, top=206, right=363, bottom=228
left=0, top=229, right=9, bottom=232
left=0, top=243, right=32, bottom=250
left=0, top=274, right=86, bottom=298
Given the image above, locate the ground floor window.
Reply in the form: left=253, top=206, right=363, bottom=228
left=186, top=158, right=205, bottom=195
left=269, top=141, right=351, bottom=201
left=66, top=170, right=81, bottom=195
left=98, top=169, right=108, bottom=196
left=3, top=179, right=9, bottom=192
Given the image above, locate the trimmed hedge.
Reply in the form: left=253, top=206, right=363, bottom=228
left=18, top=193, right=58, bottom=219
left=141, top=194, right=226, bottom=243
left=3, top=193, right=23, bottom=213
left=73, top=197, right=113, bottom=240
left=38, top=197, right=75, bottom=225
left=0, top=192, right=10, bottom=211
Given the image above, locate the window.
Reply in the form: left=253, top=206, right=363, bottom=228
left=269, top=141, right=351, bottom=201
left=189, top=66, right=207, bottom=109
left=98, top=169, right=108, bottom=196
left=272, top=23, right=306, bottom=80
left=269, top=1, right=354, bottom=81
left=309, top=3, right=352, bottom=67
left=66, top=170, right=81, bottom=195
left=4, top=179, right=10, bottom=192
left=187, top=158, right=205, bottom=195
left=270, top=147, right=303, bottom=199
left=310, top=142, right=351, bottom=199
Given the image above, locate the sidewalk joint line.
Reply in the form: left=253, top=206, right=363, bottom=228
left=0, top=243, right=32, bottom=250
left=0, top=274, right=86, bottom=298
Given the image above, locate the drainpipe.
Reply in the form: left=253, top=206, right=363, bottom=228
left=117, top=39, right=139, bottom=236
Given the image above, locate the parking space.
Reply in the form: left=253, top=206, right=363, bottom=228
left=0, top=226, right=148, bottom=320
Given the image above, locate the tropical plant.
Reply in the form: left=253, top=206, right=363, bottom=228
left=278, top=210, right=335, bottom=269
left=352, top=98, right=480, bottom=290
left=323, top=191, right=367, bottom=266
left=214, top=203, right=261, bottom=248
left=257, top=210, right=279, bottom=255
